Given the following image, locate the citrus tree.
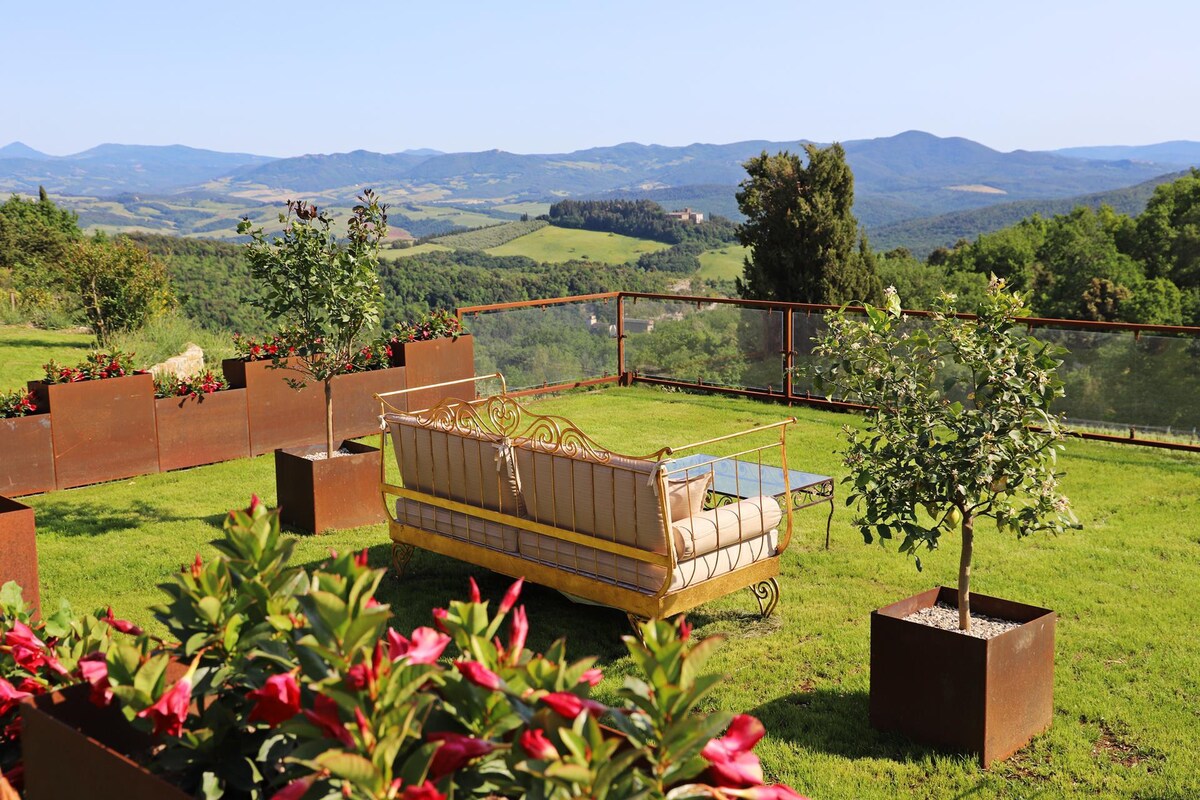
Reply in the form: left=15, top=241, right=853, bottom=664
left=238, top=192, right=388, bottom=458
left=810, top=278, right=1079, bottom=630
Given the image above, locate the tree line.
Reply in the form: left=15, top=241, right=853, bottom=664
left=546, top=199, right=739, bottom=247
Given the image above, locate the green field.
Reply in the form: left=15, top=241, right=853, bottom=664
left=383, top=242, right=454, bottom=259
left=491, top=201, right=551, bottom=217
left=486, top=225, right=670, bottom=264
left=395, top=203, right=506, bottom=229
left=20, top=384, right=1200, bottom=799
left=697, top=244, right=749, bottom=280
left=0, top=326, right=94, bottom=389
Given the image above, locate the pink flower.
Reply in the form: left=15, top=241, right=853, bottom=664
left=399, top=781, right=445, bottom=800
left=679, top=617, right=692, bottom=641
left=508, top=606, right=528, bottom=663
left=346, top=662, right=372, bottom=691
left=387, top=626, right=450, bottom=665
left=427, top=732, right=497, bottom=779
left=271, top=776, right=314, bottom=800
left=468, top=577, right=481, bottom=603
left=701, top=714, right=766, bottom=788
left=499, top=577, right=524, bottom=614
left=103, top=607, right=144, bottom=637
left=455, top=661, right=502, bottom=690
left=723, top=786, right=809, bottom=800
left=247, top=673, right=300, bottom=727
left=137, top=675, right=192, bottom=737
left=432, top=608, right=450, bottom=633
left=302, top=694, right=354, bottom=747
left=540, top=692, right=606, bottom=720
left=519, top=728, right=558, bottom=760
left=78, top=652, right=112, bottom=706
left=4, top=621, right=66, bottom=676
left=0, top=677, right=31, bottom=717
left=354, top=549, right=369, bottom=567
left=578, top=668, right=603, bottom=687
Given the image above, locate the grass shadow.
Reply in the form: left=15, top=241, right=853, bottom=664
left=1, top=337, right=93, bottom=350
left=33, top=498, right=200, bottom=537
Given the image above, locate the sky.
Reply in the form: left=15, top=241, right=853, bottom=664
left=3, top=0, right=1197, bottom=158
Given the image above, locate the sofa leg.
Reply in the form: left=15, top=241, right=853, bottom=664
left=391, top=543, right=415, bottom=578
left=626, top=613, right=650, bottom=641
left=749, top=578, right=780, bottom=618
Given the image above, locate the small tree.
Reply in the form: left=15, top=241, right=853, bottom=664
left=809, top=279, right=1079, bottom=630
left=69, top=235, right=175, bottom=346
left=238, top=192, right=388, bottom=458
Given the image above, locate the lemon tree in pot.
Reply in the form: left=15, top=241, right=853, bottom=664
left=810, top=278, right=1080, bottom=765
left=238, top=192, right=389, bottom=533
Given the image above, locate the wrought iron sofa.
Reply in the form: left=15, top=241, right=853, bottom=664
left=376, top=375, right=796, bottom=621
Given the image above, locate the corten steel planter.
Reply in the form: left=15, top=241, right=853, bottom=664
left=20, top=683, right=191, bottom=800
left=27, top=374, right=159, bottom=490
left=391, top=334, right=474, bottom=411
left=222, top=358, right=325, bottom=456
left=0, top=497, right=39, bottom=615
left=332, top=365, right=407, bottom=441
left=274, top=440, right=384, bottom=534
left=0, top=413, right=56, bottom=496
left=154, top=389, right=251, bottom=472
left=869, top=586, right=1056, bottom=766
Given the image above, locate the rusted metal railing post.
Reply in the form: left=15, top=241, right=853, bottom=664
left=617, top=293, right=628, bottom=386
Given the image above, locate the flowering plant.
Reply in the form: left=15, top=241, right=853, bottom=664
left=231, top=333, right=300, bottom=362
left=40, top=350, right=142, bottom=384
left=388, top=309, right=463, bottom=346
left=153, top=370, right=229, bottom=399
left=0, top=389, right=38, bottom=419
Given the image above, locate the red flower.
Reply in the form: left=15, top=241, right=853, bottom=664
left=302, top=693, right=354, bottom=747
left=723, top=786, right=809, bottom=800
left=426, top=732, right=496, bottom=779
left=354, top=549, right=369, bottom=567
left=679, top=617, right=692, bottom=641
left=387, top=626, right=449, bottom=664
left=468, top=576, right=481, bottom=603
left=508, top=605, right=528, bottom=664
left=431, top=607, right=449, bottom=633
left=540, top=692, right=606, bottom=720
left=137, top=675, right=192, bottom=737
left=455, top=661, right=502, bottom=690
left=0, top=678, right=31, bottom=716
left=103, top=607, right=144, bottom=636
left=4, top=621, right=66, bottom=676
left=247, top=672, right=300, bottom=727
left=701, top=714, right=766, bottom=788
left=578, top=667, right=603, bottom=687
left=396, top=780, right=445, bottom=800
left=78, top=652, right=112, bottom=706
left=499, top=577, right=524, bottom=614
left=271, top=776, right=315, bottom=800
left=519, top=728, right=559, bottom=760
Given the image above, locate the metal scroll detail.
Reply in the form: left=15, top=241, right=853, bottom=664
left=749, top=578, right=781, bottom=617
left=391, top=543, right=415, bottom=578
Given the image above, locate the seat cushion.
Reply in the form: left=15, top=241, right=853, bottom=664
left=672, top=495, right=783, bottom=560
left=394, top=497, right=519, bottom=552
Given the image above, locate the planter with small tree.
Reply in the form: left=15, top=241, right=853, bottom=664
left=153, top=369, right=251, bottom=472
left=238, top=192, right=389, bottom=533
left=387, top=308, right=474, bottom=411
left=810, top=279, right=1079, bottom=766
left=0, top=388, right=55, bottom=496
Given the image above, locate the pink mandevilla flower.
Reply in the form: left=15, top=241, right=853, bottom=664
left=498, top=577, right=524, bottom=614
left=468, top=576, right=481, bottom=603
left=508, top=605, right=528, bottom=663
left=137, top=676, right=192, bottom=737
left=540, top=692, right=606, bottom=720
left=426, top=732, right=497, bottom=779
left=387, top=626, right=450, bottom=664
left=701, top=714, right=766, bottom=788
left=724, top=786, right=809, bottom=800
left=103, top=607, right=144, bottom=636
left=399, top=780, right=445, bottom=800
left=431, top=607, right=450, bottom=633
left=578, top=667, right=603, bottom=687
left=270, top=776, right=315, bottom=800
left=456, top=660, right=502, bottom=690
left=246, top=672, right=300, bottom=727
left=0, top=678, right=31, bottom=717
left=302, top=693, right=354, bottom=747
left=519, top=728, right=559, bottom=760
left=78, top=652, right=112, bottom=706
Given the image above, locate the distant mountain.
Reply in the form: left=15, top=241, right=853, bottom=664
left=1051, top=141, right=1200, bottom=166
left=870, top=170, right=1187, bottom=256
left=0, top=143, right=275, bottom=195
left=0, top=141, right=50, bottom=160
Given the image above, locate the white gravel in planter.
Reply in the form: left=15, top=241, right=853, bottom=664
left=302, top=448, right=354, bottom=461
left=903, top=601, right=1023, bottom=639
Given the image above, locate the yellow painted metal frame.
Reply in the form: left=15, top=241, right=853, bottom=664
left=376, top=375, right=796, bottom=620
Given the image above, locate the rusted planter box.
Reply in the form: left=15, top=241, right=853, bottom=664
left=155, top=389, right=251, bottom=472
left=0, top=497, right=39, bottom=615
left=20, top=683, right=191, bottom=799
left=0, top=413, right=56, bottom=496
left=275, top=440, right=384, bottom=534
left=332, top=365, right=407, bottom=441
left=870, top=586, right=1056, bottom=766
left=391, top=334, right=474, bottom=411
left=222, top=358, right=325, bottom=456
left=27, top=374, right=159, bottom=490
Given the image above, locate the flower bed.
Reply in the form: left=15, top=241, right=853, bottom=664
left=386, top=311, right=474, bottom=411
left=153, top=369, right=251, bottom=472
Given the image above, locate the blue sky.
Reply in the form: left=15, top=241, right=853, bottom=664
left=3, top=0, right=1196, bottom=157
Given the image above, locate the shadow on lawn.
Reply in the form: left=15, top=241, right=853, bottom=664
left=3, top=337, right=92, bottom=349
left=34, top=498, right=208, bottom=537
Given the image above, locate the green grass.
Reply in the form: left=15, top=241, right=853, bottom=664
left=384, top=242, right=454, bottom=259
left=491, top=201, right=551, bottom=217
left=22, top=385, right=1200, bottom=798
left=486, top=225, right=670, bottom=264
left=697, top=245, right=750, bottom=280
left=0, top=326, right=94, bottom=389
left=431, top=219, right=548, bottom=250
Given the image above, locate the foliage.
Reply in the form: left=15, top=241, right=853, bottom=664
left=0, top=389, right=39, bottom=418
left=635, top=242, right=707, bottom=274
left=1134, top=167, right=1200, bottom=290
left=548, top=199, right=738, bottom=247
left=41, top=349, right=141, bottom=383
left=388, top=309, right=463, bottom=344
left=238, top=192, right=388, bottom=456
left=67, top=235, right=176, bottom=345
left=874, top=250, right=989, bottom=312
left=809, top=281, right=1079, bottom=629
left=0, top=191, right=81, bottom=325
left=153, top=370, right=228, bottom=399
left=736, top=145, right=882, bottom=306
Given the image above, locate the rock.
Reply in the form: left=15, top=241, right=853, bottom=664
left=150, top=343, right=206, bottom=380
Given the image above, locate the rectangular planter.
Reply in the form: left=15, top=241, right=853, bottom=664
left=332, top=365, right=407, bottom=441
left=0, top=496, right=39, bottom=616
left=275, top=440, right=384, bottom=534
left=870, top=586, right=1056, bottom=766
left=391, top=334, right=474, bottom=412
left=0, top=413, right=56, bottom=496
left=28, top=374, right=160, bottom=490
left=154, top=389, right=251, bottom=472
left=21, top=683, right=190, bottom=800
left=222, top=358, right=325, bottom=456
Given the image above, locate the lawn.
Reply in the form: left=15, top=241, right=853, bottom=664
left=697, top=244, right=750, bottom=280
left=486, top=225, right=670, bottom=264
left=0, top=325, right=94, bottom=389
left=19, top=385, right=1200, bottom=799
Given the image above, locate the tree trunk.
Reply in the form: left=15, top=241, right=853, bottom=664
left=958, top=512, right=974, bottom=631
left=324, top=378, right=335, bottom=459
